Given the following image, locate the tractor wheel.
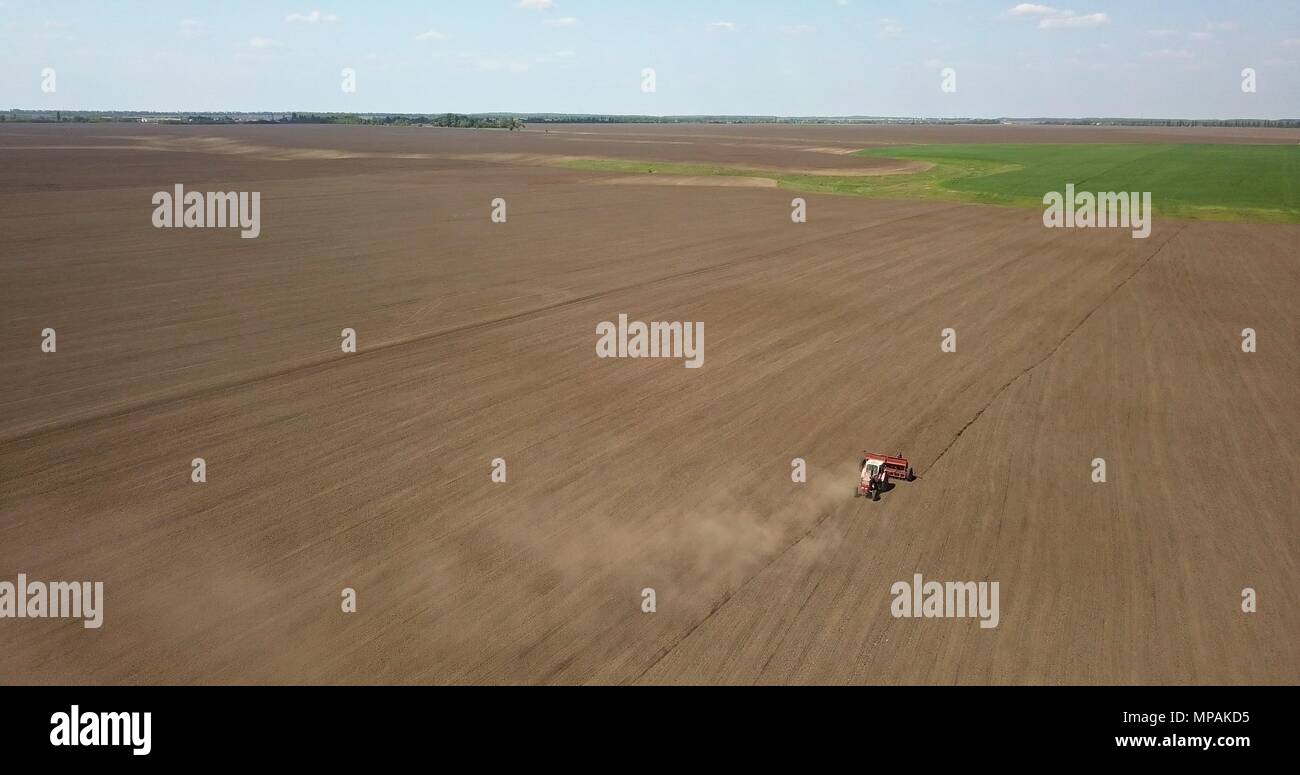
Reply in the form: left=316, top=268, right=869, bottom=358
left=907, top=468, right=915, bottom=481
left=872, top=489, right=880, bottom=502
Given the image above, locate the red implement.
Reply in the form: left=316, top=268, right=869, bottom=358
left=862, top=451, right=914, bottom=481
left=854, top=451, right=916, bottom=501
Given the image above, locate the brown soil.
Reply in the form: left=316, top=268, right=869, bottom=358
left=1, top=123, right=1295, bottom=684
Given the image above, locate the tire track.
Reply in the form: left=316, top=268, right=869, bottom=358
left=629, top=221, right=1188, bottom=682
left=924, top=222, right=1187, bottom=474
left=628, top=500, right=861, bottom=684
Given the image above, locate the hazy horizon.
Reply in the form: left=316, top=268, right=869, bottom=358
left=8, top=109, right=1300, bottom=122
left=3, top=0, right=1299, bottom=119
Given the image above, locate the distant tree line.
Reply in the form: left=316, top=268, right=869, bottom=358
left=422, top=113, right=526, bottom=130
left=3, top=110, right=1297, bottom=129
left=1033, top=117, right=1300, bottom=128
left=0, top=110, right=525, bottom=129
left=279, top=112, right=524, bottom=129
left=513, top=115, right=1008, bottom=125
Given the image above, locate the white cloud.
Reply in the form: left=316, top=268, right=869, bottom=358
left=247, top=37, right=282, bottom=49
left=1039, top=12, right=1108, bottom=29
left=1148, top=29, right=1179, bottom=37
left=709, top=21, right=737, bottom=31
left=415, top=29, right=448, bottom=41
left=285, top=10, right=338, bottom=24
left=544, top=17, right=578, bottom=28
left=1188, top=31, right=1213, bottom=41
left=179, top=19, right=202, bottom=36
left=1282, top=38, right=1300, bottom=48
left=1006, top=5, right=1109, bottom=30
left=1007, top=3, right=1058, bottom=16
left=877, top=18, right=903, bottom=39
left=514, top=0, right=555, bottom=9
left=781, top=24, right=816, bottom=34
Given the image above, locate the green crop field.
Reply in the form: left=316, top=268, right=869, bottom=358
left=857, top=144, right=1300, bottom=222
left=559, top=143, right=1300, bottom=223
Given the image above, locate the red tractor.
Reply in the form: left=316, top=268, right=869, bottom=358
left=854, top=451, right=916, bottom=501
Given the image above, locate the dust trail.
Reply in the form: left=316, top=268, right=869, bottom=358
left=483, top=462, right=853, bottom=596
left=621, top=462, right=860, bottom=682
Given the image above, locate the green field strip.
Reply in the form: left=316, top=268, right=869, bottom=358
left=557, top=144, right=1300, bottom=224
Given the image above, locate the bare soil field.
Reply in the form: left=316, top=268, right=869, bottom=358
left=1, top=123, right=1296, bottom=683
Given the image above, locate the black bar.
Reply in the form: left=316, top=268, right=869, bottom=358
left=0, top=686, right=1285, bottom=763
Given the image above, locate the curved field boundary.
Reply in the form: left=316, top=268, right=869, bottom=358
left=557, top=143, right=1300, bottom=224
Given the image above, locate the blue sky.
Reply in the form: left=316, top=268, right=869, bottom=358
left=3, top=0, right=1298, bottom=117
